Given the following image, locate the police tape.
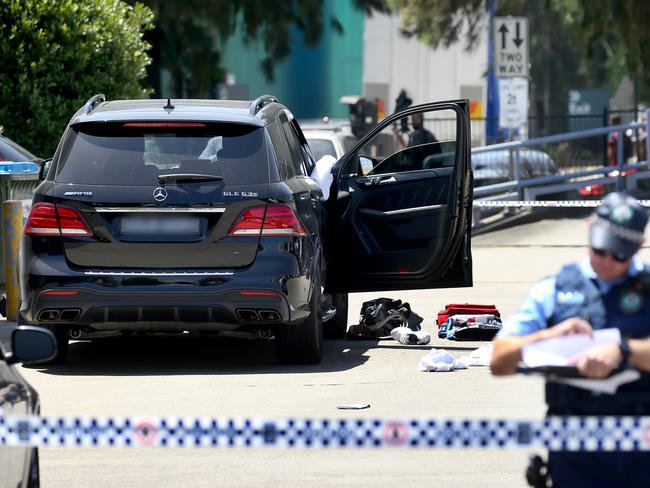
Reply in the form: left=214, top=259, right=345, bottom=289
left=2, top=415, right=650, bottom=451
left=473, top=200, right=650, bottom=208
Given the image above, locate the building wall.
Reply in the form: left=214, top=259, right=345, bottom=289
left=220, top=0, right=363, bottom=120
left=363, top=12, right=488, bottom=115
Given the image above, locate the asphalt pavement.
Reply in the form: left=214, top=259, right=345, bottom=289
left=8, top=213, right=650, bottom=487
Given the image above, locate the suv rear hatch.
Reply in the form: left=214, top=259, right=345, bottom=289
left=49, top=121, right=272, bottom=268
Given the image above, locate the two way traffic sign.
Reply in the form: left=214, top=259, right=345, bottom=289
left=494, top=16, right=529, bottom=129
left=494, top=17, right=528, bottom=78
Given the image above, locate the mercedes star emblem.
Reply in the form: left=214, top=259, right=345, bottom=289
left=153, top=187, right=168, bottom=202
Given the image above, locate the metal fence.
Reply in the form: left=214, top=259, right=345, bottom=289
left=427, top=109, right=644, bottom=154
left=468, top=115, right=650, bottom=229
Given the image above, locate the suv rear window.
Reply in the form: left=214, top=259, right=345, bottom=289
left=55, top=122, right=269, bottom=186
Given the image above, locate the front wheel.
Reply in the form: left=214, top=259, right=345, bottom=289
left=276, top=280, right=322, bottom=365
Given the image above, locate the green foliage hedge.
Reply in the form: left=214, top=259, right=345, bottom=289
left=0, top=0, right=153, bottom=157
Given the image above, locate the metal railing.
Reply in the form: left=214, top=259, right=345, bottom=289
left=469, top=115, right=650, bottom=229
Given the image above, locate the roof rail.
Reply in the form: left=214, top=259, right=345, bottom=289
left=83, top=94, right=106, bottom=114
left=249, top=95, right=278, bottom=116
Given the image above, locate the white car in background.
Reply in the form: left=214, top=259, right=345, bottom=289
left=301, top=120, right=358, bottom=160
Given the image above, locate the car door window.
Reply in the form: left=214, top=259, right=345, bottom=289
left=351, top=109, right=458, bottom=176
left=291, top=121, right=315, bottom=175
left=267, top=119, right=295, bottom=180
left=279, top=114, right=306, bottom=176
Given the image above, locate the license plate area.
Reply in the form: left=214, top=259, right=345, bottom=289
left=116, top=215, right=203, bottom=242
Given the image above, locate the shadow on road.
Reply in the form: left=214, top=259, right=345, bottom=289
left=24, top=334, right=376, bottom=376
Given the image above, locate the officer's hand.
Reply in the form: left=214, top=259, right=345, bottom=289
left=545, top=317, right=593, bottom=339
left=570, top=343, right=622, bottom=379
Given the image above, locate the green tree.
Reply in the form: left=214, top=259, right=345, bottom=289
left=0, top=0, right=153, bottom=156
left=579, top=0, right=650, bottom=103
left=382, top=0, right=650, bottom=113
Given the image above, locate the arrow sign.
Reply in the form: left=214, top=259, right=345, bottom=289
left=513, top=22, right=524, bottom=47
left=494, top=17, right=529, bottom=78
left=498, top=23, right=509, bottom=49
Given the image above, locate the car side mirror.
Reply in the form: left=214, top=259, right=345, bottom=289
left=39, top=159, right=52, bottom=180
left=8, top=326, right=57, bottom=365
left=359, top=156, right=374, bottom=175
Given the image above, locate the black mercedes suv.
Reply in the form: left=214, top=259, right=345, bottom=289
left=19, top=94, right=473, bottom=364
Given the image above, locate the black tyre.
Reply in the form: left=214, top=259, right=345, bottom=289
left=276, top=279, right=322, bottom=365
left=324, top=292, right=348, bottom=339
left=27, top=447, right=39, bottom=488
left=42, top=326, right=69, bottom=365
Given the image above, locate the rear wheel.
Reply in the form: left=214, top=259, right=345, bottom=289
left=276, top=279, right=322, bottom=364
left=324, top=292, right=348, bottom=339
left=42, top=326, right=69, bottom=365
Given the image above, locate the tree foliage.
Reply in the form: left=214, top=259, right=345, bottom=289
left=578, top=0, right=650, bottom=103
left=382, top=0, right=650, bottom=108
left=386, top=0, right=486, bottom=50
left=0, top=0, right=153, bottom=156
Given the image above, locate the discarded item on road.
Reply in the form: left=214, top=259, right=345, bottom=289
left=438, top=314, right=502, bottom=341
left=347, top=298, right=423, bottom=339
left=336, top=403, right=371, bottom=410
left=419, top=348, right=467, bottom=372
left=390, top=327, right=431, bottom=345
left=457, top=344, right=493, bottom=366
left=436, top=303, right=500, bottom=326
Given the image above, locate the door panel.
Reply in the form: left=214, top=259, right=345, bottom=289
left=327, top=101, right=472, bottom=292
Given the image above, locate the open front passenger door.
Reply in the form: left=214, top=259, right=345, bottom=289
left=326, top=100, right=473, bottom=293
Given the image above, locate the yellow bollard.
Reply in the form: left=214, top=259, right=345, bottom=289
left=3, top=200, right=23, bottom=320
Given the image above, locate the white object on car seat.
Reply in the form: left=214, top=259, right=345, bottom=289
left=199, top=136, right=223, bottom=162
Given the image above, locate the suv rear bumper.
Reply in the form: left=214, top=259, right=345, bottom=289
left=20, top=256, right=317, bottom=332
left=23, top=285, right=293, bottom=331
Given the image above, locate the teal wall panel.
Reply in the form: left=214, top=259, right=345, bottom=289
left=221, top=0, right=363, bottom=120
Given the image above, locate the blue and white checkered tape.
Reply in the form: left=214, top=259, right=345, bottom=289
left=2, top=415, right=650, bottom=450
left=474, top=200, right=650, bottom=208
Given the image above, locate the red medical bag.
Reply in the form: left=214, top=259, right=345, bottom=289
left=436, top=303, right=501, bottom=328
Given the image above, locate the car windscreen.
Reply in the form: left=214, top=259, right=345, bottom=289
left=55, top=122, right=269, bottom=185
left=0, top=136, right=38, bottom=162
left=306, top=138, right=337, bottom=161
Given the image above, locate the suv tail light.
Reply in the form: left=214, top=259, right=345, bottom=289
left=24, top=203, right=93, bottom=237
left=228, top=204, right=307, bottom=237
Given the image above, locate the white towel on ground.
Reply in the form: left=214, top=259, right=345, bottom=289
left=419, top=348, right=467, bottom=372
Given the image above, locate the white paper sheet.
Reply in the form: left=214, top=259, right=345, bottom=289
left=521, top=328, right=640, bottom=393
left=521, top=328, right=621, bottom=367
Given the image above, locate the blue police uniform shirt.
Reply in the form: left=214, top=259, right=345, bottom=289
left=498, top=256, right=646, bottom=336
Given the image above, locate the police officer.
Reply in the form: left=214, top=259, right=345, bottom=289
left=491, top=191, right=650, bottom=486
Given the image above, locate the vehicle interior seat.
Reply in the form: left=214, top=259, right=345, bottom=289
left=103, top=138, right=151, bottom=185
